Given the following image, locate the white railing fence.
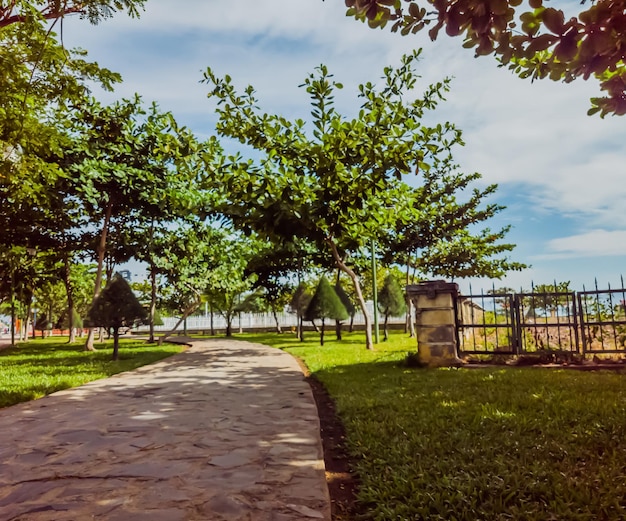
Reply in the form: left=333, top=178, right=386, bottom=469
left=136, top=302, right=405, bottom=333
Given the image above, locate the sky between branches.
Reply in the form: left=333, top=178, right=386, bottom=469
left=60, top=0, right=626, bottom=291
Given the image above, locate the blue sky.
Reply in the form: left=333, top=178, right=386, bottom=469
left=60, top=0, right=626, bottom=293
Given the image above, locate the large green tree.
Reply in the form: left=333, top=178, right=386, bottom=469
left=0, top=20, right=121, bottom=247
left=204, top=51, right=463, bottom=350
left=346, top=0, right=626, bottom=116
left=64, top=97, right=204, bottom=350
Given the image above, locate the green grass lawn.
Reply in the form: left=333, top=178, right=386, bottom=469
left=241, top=330, right=626, bottom=520
left=0, top=337, right=184, bottom=408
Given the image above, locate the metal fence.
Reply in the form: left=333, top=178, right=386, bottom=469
left=457, top=281, right=626, bottom=356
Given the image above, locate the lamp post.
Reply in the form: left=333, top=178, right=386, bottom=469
left=371, top=238, right=380, bottom=344
left=9, top=273, right=15, bottom=347
left=32, top=305, right=37, bottom=340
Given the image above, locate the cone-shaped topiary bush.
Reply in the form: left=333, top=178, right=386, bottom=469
left=378, top=274, right=407, bottom=341
left=87, top=273, right=148, bottom=360
left=305, top=276, right=348, bottom=346
left=290, top=282, right=313, bottom=342
left=334, top=281, right=356, bottom=340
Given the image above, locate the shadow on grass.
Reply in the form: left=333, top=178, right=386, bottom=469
left=300, top=357, right=626, bottom=521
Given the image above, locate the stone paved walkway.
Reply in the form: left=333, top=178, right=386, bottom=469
left=0, top=339, right=330, bottom=520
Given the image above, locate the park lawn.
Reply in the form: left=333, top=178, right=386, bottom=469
left=0, top=337, right=184, bottom=408
left=243, top=330, right=626, bottom=521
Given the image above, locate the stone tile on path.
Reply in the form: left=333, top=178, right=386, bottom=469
left=0, top=339, right=330, bottom=520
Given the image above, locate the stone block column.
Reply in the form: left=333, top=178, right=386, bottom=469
left=406, top=281, right=462, bottom=368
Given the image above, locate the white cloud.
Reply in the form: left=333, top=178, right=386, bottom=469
left=536, top=230, right=626, bottom=259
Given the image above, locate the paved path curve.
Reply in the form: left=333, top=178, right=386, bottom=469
left=0, top=339, right=330, bottom=520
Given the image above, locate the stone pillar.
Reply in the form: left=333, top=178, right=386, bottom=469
left=406, top=281, right=462, bottom=368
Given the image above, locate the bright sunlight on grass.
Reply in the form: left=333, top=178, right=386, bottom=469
left=0, top=337, right=183, bottom=408
left=241, top=329, right=626, bottom=520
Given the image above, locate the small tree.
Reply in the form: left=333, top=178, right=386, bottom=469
left=378, top=274, right=407, bottom=341
left=305, top=277, right=348, bottom=346
left=56, top=309, right=83, bottom=336
left=334, top=281, right=356, bottom=340
left=86, top=273, right=147, bottom=360
left=290, top=283, right=313, bottom=342
left=35, top=314, right=53, bottom=339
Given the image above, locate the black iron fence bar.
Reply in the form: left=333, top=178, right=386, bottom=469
left=577, top=292, right=588, bottom=354
left=457, top=292, right=516, bottom=353
left=515, top=291, right=579, bottom=352
left=578, top=287, right=626, bottom=355
left=512, top=295, right=521, bottom=355
left=458, top=284, right=626, bottom=355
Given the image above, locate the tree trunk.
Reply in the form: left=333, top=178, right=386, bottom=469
left=335, top=269, right=343, bottom=341
left=210, top=304, right=215, bottom=336
left=224, top=308, right=235, bottom=337
left=158, top=299, right=201, bottom=344
left=405, top=261, right=416, bottom=338
left=404, top=262, right=410, bottom=334
left=296, top=312, right=302, bottom=340
left=63, top=252, right=77, bottom=344
left=384, top=314, right=389, bottom=341
left=349, top=315, right=354, bottom=333
left=327, top=238, right=373, bottom=350
left=272, top=306, right=282, bottom=334
left=320, top=318, right=325, bottom=346
left=299, top=315, right=305, bottom=342
left=24, top=306, right=31, bottom=342
left=148, top=265, right=157, bottom=343
left=85, top=200, right=113, bottom=351
left=47, top=299, right=53, bottom=339
left=407, top=298, right=415, bottom=338
left=112, top=327, right=120, bottom=361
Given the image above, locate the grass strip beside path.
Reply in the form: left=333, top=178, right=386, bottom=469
left=243, top=330, right=626, bottom=521
left=0, top=337, right=184, bottom=408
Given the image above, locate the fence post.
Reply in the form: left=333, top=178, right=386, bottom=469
left=512, top=294, right=521, bottom=355
left=406, top=281, right=462, bottom=367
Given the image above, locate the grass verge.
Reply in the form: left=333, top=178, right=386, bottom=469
left=0, top=337, right=184, bottom=408
left=242, top=330, right=626, bottom=521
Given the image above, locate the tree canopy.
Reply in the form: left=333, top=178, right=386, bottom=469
left=0, top=0, right=145, bottom=28
left=378, top=275, right=407, bottom=329
left=305, top=276, right=348, bottom=345
left=204, top=51, right=477, bottom=349
left=346, top=0, right=626, bottom=117
left=86, top=273, right=147, bottom=360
